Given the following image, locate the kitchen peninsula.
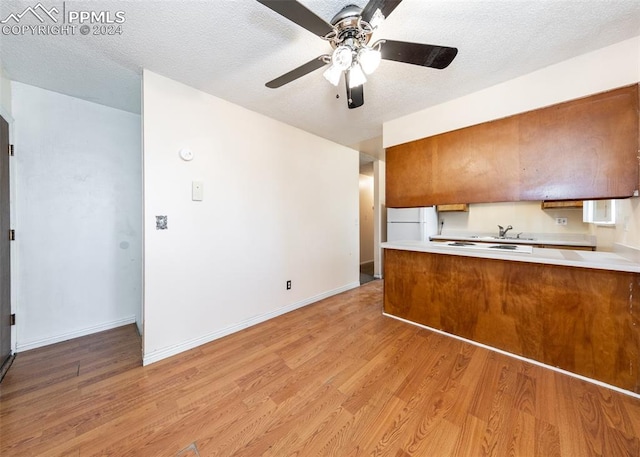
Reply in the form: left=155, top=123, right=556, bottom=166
left=381, top=81, right=640, bottom=394
left=382, top=241, right=640, bottom=394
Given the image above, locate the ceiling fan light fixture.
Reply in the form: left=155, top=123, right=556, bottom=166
left=332, top=45, right=353, bottom=71
left=348, top=64, right=367, bottom=88
left=258, top=0, right=458, bottom=110
left=323, top=65, right=342, bottom=86
left=358, top=46, right=381, bottom=75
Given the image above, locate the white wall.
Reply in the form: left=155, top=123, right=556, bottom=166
left=384, top=36, right=640, bottom=250
left=359, top=174, right=374, bottom=265
left=0, top=62, right=11, bottom=120
left=439, top=201, right=587, bottom=236
left=616, top=198, right=640, bottom=247
left=142, top=70, right=359, bottom=365
left=12, top=83, right=142, bottom=350
left=373, top=160, right=385, bottom=278
left=592, top=198, right=640, bottom=250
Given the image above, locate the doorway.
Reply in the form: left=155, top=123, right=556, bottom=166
left=359, top=160, right=375, bottom=284
left=0, top=115, right=12, bottom=380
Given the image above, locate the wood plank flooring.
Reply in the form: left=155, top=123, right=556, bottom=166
left=2, top=280, right=640, bottom=456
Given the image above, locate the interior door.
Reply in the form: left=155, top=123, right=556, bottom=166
left=0, top=115, right=11, bottom=378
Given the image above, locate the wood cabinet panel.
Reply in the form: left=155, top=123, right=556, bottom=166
left=386, top=137, right=435, bottom=208
left=432, top=116, right=521, bottom=204
left=436, top=204, right=469, bottom=212
left=519, top=86, right=639, bottom=200
left=541, top=200, right=583, bottom=209
left=384, top=249, right=640, bottom=393
left=386, top=85, right=640, bottom=207
left=387, top=116, right=520, bottom=207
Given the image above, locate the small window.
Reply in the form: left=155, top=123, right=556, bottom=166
left=583, top=200, right=616, bottom=225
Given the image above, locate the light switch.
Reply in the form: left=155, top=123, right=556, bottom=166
left=192, top=181, right=203, bottom=201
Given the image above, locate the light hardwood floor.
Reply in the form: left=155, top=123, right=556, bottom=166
left=2, top=280, right=640, bottom=456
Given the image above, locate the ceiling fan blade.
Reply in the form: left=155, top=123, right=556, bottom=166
left=345, top=76, right=364, bottom=109
left=265, top=56, right=328, bottom=88
left=381, top=40, right=458, bottom=69
left=361, top=0, right=403, bottom=25
left=256, top=0, right=333, bottom=37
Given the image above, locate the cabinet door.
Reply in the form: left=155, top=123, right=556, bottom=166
left=519, top=85, right=639, bottom=201
left=387, top=115, right=520, bottom=206
left=386, top=138, right=435, bottom=208
left=432, top=116, right=521, bottom=204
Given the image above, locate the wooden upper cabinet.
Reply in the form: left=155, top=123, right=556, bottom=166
left=386, top=137, right=435, bottom=208
left=519, top=86, right=639, bottom=200
left=386, top=85, right=640, bottom=207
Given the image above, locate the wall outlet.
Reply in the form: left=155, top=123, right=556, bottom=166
left=555, top=217, right=568, bottom=226
left=286, top=280, right=291, bottom=290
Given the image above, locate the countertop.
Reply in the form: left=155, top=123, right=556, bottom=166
left=382, top=240, right=640, bottom=273
left=431, top=232, right=596, bottom=248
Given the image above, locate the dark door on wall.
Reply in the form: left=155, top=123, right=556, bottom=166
left=0, top=115, right=11, bottom=379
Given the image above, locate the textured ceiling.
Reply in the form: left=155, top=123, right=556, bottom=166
left=1, top=0, right=639, bottom=148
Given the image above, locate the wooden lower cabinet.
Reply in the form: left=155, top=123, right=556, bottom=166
left=384, top=249, right=640, bottom=393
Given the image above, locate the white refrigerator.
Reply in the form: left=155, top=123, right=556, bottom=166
left=387, top=207, right=438, bottom=242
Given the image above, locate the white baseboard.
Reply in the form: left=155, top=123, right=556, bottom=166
left=16, top=316, right=137, bottom=352
left=143, top=282, right=360, bottom=366
left=383, top=313, right=640, bottom=400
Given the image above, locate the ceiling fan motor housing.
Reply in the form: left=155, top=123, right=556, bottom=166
left=327, top=4, right=373, bottom=50
left=330, top=4, right=363, bottom=26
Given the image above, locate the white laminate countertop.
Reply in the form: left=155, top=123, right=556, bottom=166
left=431, top=232, right=596, bottom=248
left=382, top=240, right=640, bottom=273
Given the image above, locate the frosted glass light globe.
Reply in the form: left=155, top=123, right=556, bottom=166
left=358, top=47, right=381, bottom=75
left=323, top=65, right=342, bottom=86
left=348, top=64, right=367, bottom=88
left=332, top=46, right=353, bottom=71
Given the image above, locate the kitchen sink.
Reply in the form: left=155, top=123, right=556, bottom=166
left=489, top=244, right=518, bottom=250
left=469, top=235, right=536, bottom=241
left=440, top=241, right=533, bottom=254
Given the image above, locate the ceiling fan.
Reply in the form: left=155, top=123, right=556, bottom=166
left=256, top=0, right=458, bottom=109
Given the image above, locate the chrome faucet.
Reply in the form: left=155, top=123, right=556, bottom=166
left=498, top=224, right=513, bottom=238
